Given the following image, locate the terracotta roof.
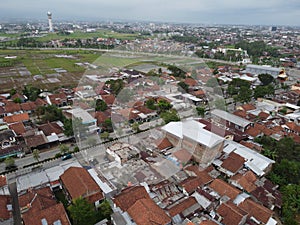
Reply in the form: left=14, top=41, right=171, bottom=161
left=60, top=167, right=103, bottom=203
left=38, top=122, right=63, bottom=136
left=240, top=141, right=262, bottom=152
left=9, top=122, right=26, bottom=135
left=221, top=152, right=245, bottom=174
left=0, top=195, right=11, bottom=220
left=241, top=104, right=256, bottom=111
left=20, top=102, right=37, bottom=111
left=101, top=94, right=115, bottom=105
left=180, top=177, right=206, bottom=194
left=94, top=111, right=109, bottom=125
left=0, top=175, right=6, bottom=187
left=199, top=220, right=218, bottom=225
left=4, top=102, right=21, bottom=113
left=24, top=134, right=47, bottom=148
left=173, top=149, right=192, bottom=164
left=184, top=165, right=213, bottom=184
left=193, top=90, right=205, bottom=97
left=217, top=202, right=247, bottom=225
left=22, top=203, right=70, bottom=225
left=245, top=123, right=264, bottom=137
left=48, top=93, right=67, bottom=105
left=209, top=179, right=241, bottom=200
left=238, top=198, right=273, bottom=224
left=286, top=121, right=300, bottom=133
left=167, top=196, right=198, bottom=217
left=113, top=186, right=150, bottom=212
left=127, top=198, right=171, bottom=225
left=11, top=93, right=26, bottom=101
left=3, top=113, right=30, bottom=124
left=19, top=187, right=70, bottom=225
left=155, top=137, right=173, bottom=151
left=35, top=98, right=48, bottom=107
left=233, top=110, right=247, bottom=119
left=230, top=171, right=257, bottom=193
left=184, top=78, right=198, bottom=86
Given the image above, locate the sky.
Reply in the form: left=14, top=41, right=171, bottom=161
left=1, top=0, right=300, bottom=26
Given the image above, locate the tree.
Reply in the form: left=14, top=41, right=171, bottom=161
left=60, top=144, right=69, bottom=155
left=158, top=99, right=172, bottom=112
left=32, top=149, right=40, bottom=162
left=100, top=132, right=109, bottom=140
left=237, top=86, right=252, bottom=103
left=196, top=106, right=205, bottom=117
left=258, top=73, right=274, bottom=86
left=4, top=157, right=16, bottom=170
left=145, top=98, right=157, bottom=110
left=96, top=200, right=112, bottom=221
left=178, top=81, right=189, bottom=93
left=13, top=97, right=22, bottom=103
left=68, top=197, right=96, bottom=225
left=10, top=88, right=17, bottom=97
left=22, top=85, right=41, bottom=101
left=160, top=109, right=180, bottom=124
left=95, top=99, right=107, bottom=112
left=132, top=122, right=140, bottom=133
left=206, top=78, right=219, bottom=88
left=213, top=98, right=227, bottom=111
left=63, top=118, right=74, bottom=137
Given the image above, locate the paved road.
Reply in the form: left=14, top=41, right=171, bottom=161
left=0, top=148, right=62, bottom=174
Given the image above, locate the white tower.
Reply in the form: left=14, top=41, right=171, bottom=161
left=47, top=11, right=53, bottom=32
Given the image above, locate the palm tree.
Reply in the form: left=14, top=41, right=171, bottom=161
left=32, top=149, right=40, bottom=162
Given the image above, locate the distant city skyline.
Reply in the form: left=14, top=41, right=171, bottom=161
left=1, top=0, right=299, bottom=26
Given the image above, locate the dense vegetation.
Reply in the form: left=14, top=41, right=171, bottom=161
left=255, top=136, right=300, bottom=224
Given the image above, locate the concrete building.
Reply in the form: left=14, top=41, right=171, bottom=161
left=162, top=120, right=224, bottom=167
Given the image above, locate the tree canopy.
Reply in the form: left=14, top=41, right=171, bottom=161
left=68, top=197, right=96, bottom=225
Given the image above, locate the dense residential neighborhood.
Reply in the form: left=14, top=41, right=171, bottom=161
left=0, top=13, right=299, bottom=225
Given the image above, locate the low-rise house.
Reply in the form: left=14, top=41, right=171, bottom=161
left=60, top=167, right=104, bottom=207
left=0, top=195, right=12, bottom=222
left=218, top=152, right=245, bottom=177
left=209, top=179, right=241, bottom=201
left=106, top=142, right=139, bottom=165
left=46, top=93, right=67, bottom=107
left=3, top=102, right=22, bottom=115
left=19, top=187, right=71, bottom=225
left=3, top=113, right=30, bottom=124
left=24, top=131, right=48, bottom=150
left=9, top=122, right=26, bottom=136
left=20, top=102, right=37, bottom=115
left=162, top=120, right=224, bottom=167
left=127, top=198, right=171, bottom=225
left=167, top=196, right=201, bottom=224
left=229, top=171, right=257, bottom=193
left=238, top=198, right=276, bottom=225
left=211, top=109, right=253, bottom=132
left=216, top=201, right=248, bottom=225
left=0, top=129, right=16, bottom=149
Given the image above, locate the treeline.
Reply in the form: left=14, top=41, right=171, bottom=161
left=255, top=136, right=300, bottom=224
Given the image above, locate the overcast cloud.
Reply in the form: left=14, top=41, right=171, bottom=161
left=1, top=0, right=299, bottom=25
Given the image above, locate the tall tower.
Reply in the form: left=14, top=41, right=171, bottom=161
left=47, top=11, right=53, bottom=32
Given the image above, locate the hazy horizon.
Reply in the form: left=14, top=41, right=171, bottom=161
left=1, top=0, right=299, bottom=26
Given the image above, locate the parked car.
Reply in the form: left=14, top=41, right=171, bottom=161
left=61, top=153, right=72, bottom=161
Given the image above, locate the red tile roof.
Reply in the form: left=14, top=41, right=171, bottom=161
left=217, top=202, right=247, bottom=225
left=35, top=98, right=48, bottom=107
left=241, top=104, right=256, bottom=111
left=4, top=113, right=30, bottom=124
left=180, top=177, right=207, bottom=194
left=184, top=78, right=198, bottom=86
left=127, top=198, right=171, bottom=225
left=113, top=186, right=150, bottom=212
left=167, top=196, right=198, bottom=217
left=238, top=198, right=273, bottom=224
left=286, top=121, right=300, bottom=133
left=22, top=203, right=70, bottom=225
left=9, top=122, right=26, bottom=135
left=48, top=93, right=67, bottom=105
left=209, top=179, right=241, bottom=200
left=101, top=94, right=115, bottom=105
left=184, top=165, right=213, bottom=184
left=233, top=110, right=247, bottom=119
left=24, top=134, right=47, bottom=148
left=173, top=149, right=192, bottom=164
left=155, top=137, right=173, bottom=151
left=38, top=122, right=63, bottom=136
left=0, top=195, right=11, bottom=220
left=258, top=111, right=270, bottom=120
left=230, top=171, right=257, bottom=193
left=199, top=220, right=218, bottom=225
left=60, top=167, right=103, bottom=203
left=0, top=175, right=6, bottom=187
left=4, top=102, right=21, bottom=114
left=19, top=187, right=70, bottom=225
left=20, top=102, right=37, bottom=112
left=221, top=152, right=245, bottom=174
